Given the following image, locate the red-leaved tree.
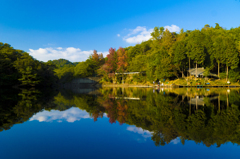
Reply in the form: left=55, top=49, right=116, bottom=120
left=117, top=47, right=128, bottom=73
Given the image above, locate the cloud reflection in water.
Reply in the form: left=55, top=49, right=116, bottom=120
left=170, top=137, right=180, bottom=145
left=127, top=126, right=152, bottom=138
left=30, top=107, right=91, bottom=123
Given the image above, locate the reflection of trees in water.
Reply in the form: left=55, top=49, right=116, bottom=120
left=96, top=88, right=240, bottom=147
left=0, top=88, right=58, bottom=132
left=2, top=87, right=240, bottom=147
left=116, top=101, right=128, bottom=125
left=60, top=87, right=240, bottom=147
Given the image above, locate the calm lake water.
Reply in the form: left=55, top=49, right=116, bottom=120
left=1, top=87, right=240, bottom=159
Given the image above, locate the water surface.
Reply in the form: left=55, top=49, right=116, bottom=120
left=0, top=87, right=240, bottom=159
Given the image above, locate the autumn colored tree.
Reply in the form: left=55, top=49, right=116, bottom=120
left=97, top=47, right=118, bottom=80
left=105, top=47, right=117, bottom=73
left=92, top=50, right=99, bottom=64
left=117, top=47, right=128, bottom=73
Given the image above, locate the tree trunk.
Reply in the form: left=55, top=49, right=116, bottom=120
left=182, top=68, right=184, bottom=78
left=195, top=61, right=197, bottom=80
left=218, top=62, right=220, bottom=78
left=226, top=66, right=228, bottom=81
left=189, top=57, right=190, bottom=76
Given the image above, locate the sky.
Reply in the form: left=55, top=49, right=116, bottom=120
left=0, top=0, right=240, bottom=62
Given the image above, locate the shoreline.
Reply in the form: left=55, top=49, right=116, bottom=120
left=102, top=84, right=153, bottom=88
left=101, top=84, right=240, bottom=88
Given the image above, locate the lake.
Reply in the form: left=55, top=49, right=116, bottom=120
left=0, top=87, right=240, bottom=159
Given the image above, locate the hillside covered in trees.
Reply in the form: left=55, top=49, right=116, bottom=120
left=0, top=43, right=57, bottom=87
left=2, top=23, right=240, bottom=87
left=57, top=23, right=240, bottom=84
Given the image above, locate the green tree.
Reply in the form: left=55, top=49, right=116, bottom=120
left=224, top=37, right=239, bottom=81
left=172, top=40, right=188, bottom=77
left=186, top=30, right=206, bottom=78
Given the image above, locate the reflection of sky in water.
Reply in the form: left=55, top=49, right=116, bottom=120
left=126, top=126, right=180, bottom=144
left=127, top=126, right=152, bottom=138
left=126, top=126, right=152, bottom=143
left=1, top=109, right=240, bottom=159
left=30, top=107, right=91, bottom=122
left=170, top=137, right=180, bottom=144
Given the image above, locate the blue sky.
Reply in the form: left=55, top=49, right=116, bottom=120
left=0, top=0, right=240, bottom=62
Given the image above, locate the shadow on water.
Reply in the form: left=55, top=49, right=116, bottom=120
left=1, top=86, right=240, bottom=147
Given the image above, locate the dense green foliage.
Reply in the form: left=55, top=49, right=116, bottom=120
left=48, top=59, right=78, bottom=68
left=95, top=24, right=240, bottom=83
left=0, top=43, right=57, bottom=87
left=50, top=50, right=105, bottom=83
left=124, top=24, right=240, bottom=82
left=53, top=23, right=240, bottom=84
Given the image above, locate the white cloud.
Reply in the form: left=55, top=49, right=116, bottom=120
left=164, top=24, right=181, bottom=32
left=117, top=34, right=121, bottom=37
left=127, top=126, right=152, bottom=138
left=28, top=47, right=107, bottom=62
left=29, top=107, right=91, bottom=123
left=123, top=26, right=153, bottom=44
left=123, top=24, right=180, bottom=44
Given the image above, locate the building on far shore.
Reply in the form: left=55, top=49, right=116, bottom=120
left=188, top=67, right=218, bottom=78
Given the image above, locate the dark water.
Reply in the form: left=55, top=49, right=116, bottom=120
left=1, top=87, right=240, bottom=159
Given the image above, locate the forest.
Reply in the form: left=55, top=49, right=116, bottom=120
left=54, top=23, right=240, bottom=84
left=0, top=43, right=57, bottom=87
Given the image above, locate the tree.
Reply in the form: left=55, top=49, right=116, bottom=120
left=92, top=50, right=99, bottom=64
left=117, top=47, right=127, bottom=73
left=74, top=60, right=95, bottom=77
left=116, top=47, right=128, bottom=83
left=213, top=35, right=227, bottom=77
left=172, top=40, right=188, bottom=77
left=105, top=48, right=117, bottom=73
left=13, top=53, right=40, bottom=87
left=151, top=27, right=164, bottom=41
left=224, top=37, right=239, bottom=81
left=161, top=29, right=176, bottom=55
left=128, top=54, right=147, bottom=72
left=18, top=66, right=39, bottom=86
left=186, top=30, right=206, bottom=79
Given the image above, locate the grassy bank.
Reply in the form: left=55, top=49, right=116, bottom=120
left=100, top=76, right=240, bottom=87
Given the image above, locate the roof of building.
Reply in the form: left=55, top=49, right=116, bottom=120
left=188, top=67, right=205, bottom=76
left=188, top=67, right=217, bottom=77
